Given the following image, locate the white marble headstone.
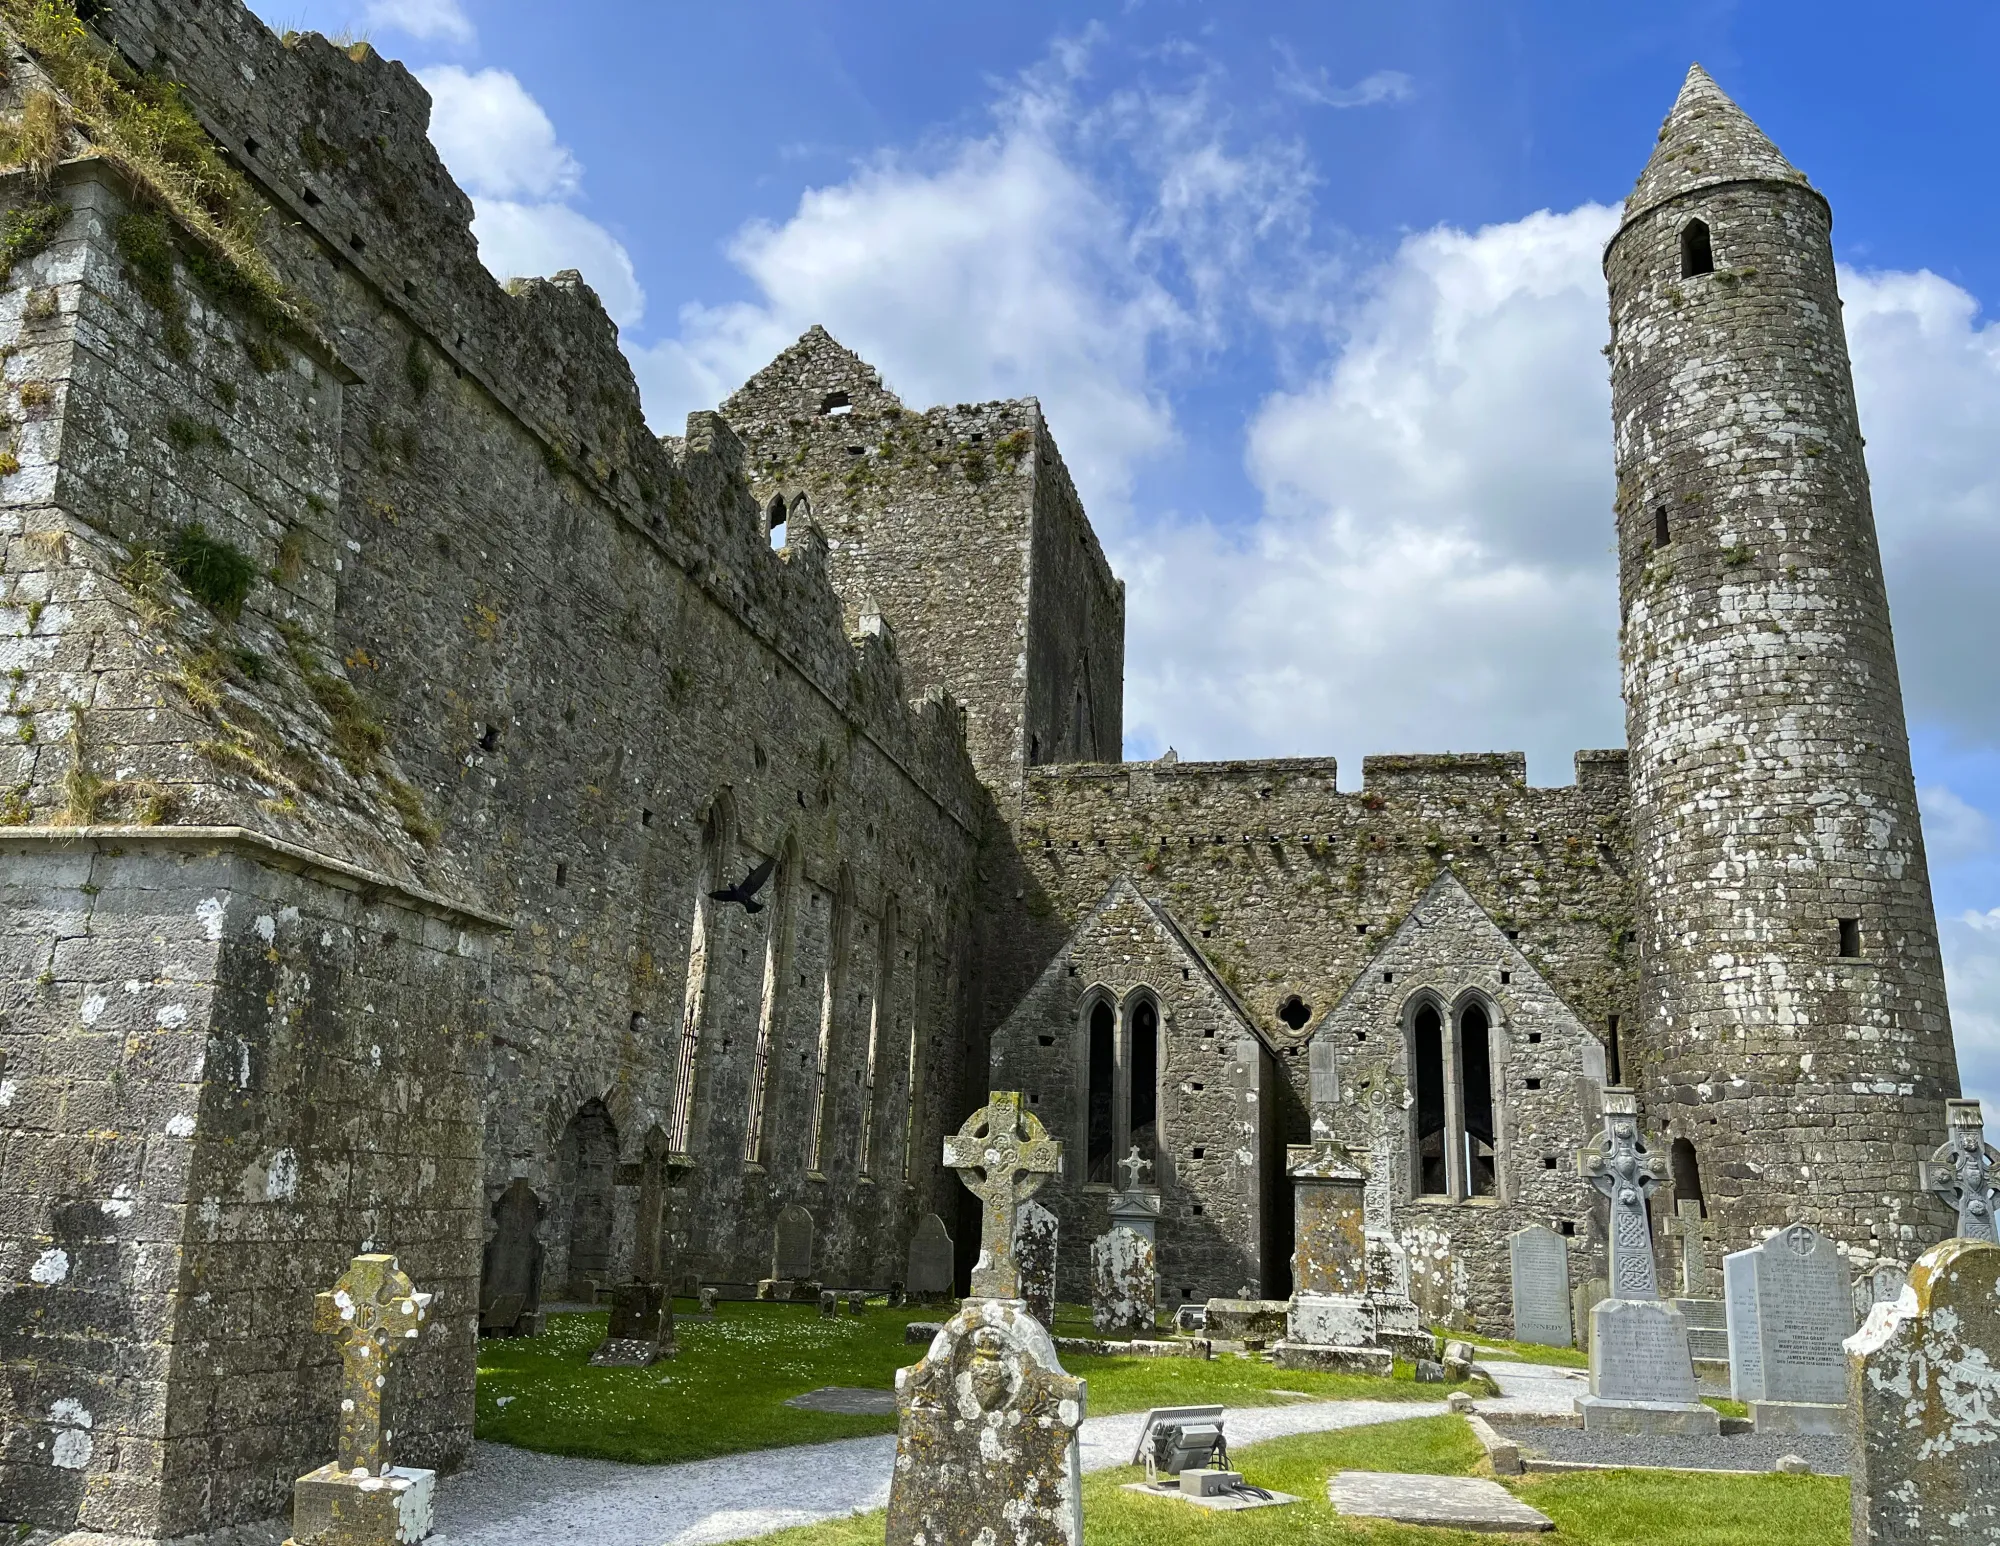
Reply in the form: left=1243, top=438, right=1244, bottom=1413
left=1723, top=1246, right=1763, bottom=1401
left=1747, top=1224, right=1852, bottom=1406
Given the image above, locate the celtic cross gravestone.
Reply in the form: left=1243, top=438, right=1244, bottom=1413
left=1918, top=1097, right=1998, bottom=1244
left=942, top=1090, right=1062, bottom=1300
left=283, top=1254, right=437, bottom=1546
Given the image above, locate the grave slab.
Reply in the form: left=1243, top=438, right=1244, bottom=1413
left=1748, top=1400, right=1846, bottom=1437
left=1120, top=1479, right=1299, bottom=1512
left=1327, top=1472, right=1554, bottom=1533
left=783, top=1387, right=898, bottom=1416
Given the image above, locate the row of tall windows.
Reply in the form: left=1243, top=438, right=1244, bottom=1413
left=669, top=796, right=927, bottom=1182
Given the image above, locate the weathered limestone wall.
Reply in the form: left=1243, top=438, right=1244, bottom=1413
left=989, top=880, right=1280, bottom=1304
left=1607, top=69, right=1960, bottom=1263
left=1310, top=872, right=1610, bottom=1333
left=0, top=4, right=989, bottom=1537
left=0, top=834, right=489, bottom=1537
left=995, top=751, right=1634, bottom=1307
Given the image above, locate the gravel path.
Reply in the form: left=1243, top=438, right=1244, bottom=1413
left=1475, top=1359, right=1591, bottom=1416
left=432, top=1396, right=1449, bottom=1545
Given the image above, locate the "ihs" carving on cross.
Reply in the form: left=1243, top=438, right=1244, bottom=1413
left=313, top=1253, right=433, bottom=1476
left=943, top=1091, right=1062, bottom=1300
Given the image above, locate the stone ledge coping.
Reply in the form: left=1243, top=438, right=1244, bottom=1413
left=0, top=824, right=509, bottom=929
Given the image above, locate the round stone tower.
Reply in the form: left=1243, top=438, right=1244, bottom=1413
left=1605, top=65, right=1959, bottom=1259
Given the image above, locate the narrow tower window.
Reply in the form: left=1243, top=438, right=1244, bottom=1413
left=1838, top=917, right=1862, bottom=958
left=1679, top=219, right=1714, bottom=277
left=1086, top=999, right=1115, bottom=1182
left=1654, top=507, right=1670, bottom=549
left=1413, top=1002, right=1448, bottom=1196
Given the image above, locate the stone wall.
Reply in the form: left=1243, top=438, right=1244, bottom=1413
left=989, top=880, right=1280, bottom=1304
left=0, top=4, right=991, bottom=1536
left=0, top=832, right=490, bottom=1537
left=1607, top=68, right=1960, bottom=1264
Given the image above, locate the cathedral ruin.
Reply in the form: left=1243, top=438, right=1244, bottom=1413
left=0, top=2, right=1964, bottom=1538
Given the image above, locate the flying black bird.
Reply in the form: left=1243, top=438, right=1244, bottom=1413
left=709, top=854, right=778, bottom=913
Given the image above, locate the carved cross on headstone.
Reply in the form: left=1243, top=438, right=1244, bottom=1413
left=1577, top=1088, right=1668, bottom=1299
left=943, top=1091, right=1062, bottom=1299
left=1117, top=1146, right=1152, bottom=1192
left=312, top=1253, right=432, bottom=1476
left=1919, top=1098, right=1998, bottom=1244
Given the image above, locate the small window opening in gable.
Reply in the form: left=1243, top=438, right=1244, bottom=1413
left=1182, top=967, right=1191, bottom=981
left=1504, top=928, right=1519, bottom=941
left=1838, top=917, right=1862, bottom=958
left=641, top=808, right=653, bottom=827
left=1383, top=971, right=1394, bottom=984
left=1560, top=1220, right=1576, bottom=1237
left=1542, top=1155, right=1558, bottom=1170
left=1655, top=506, right=1671, bottom=549
left=1527, top=1031, right=1541, bottom=1044
left=555, top=861, right=568, bottom=887
left=1500, top=970, right=1512, bottom=985
left=1191, top=1145, right=1205, bottom=1159
left=1525, top=1077, right=1543, bottom=1091
left=1202, top=1027, right=1214, bottom=1039
left=302, top=187, right=323, bottom=207
left=819, top=390, right=851, bottom=416
left=1277, top=995, right=1312, bottom=1031
left=1679, top=218, right=1715, bottom=278
left=1037, top=1034, right=1054, bottom=1047
left=1355, top=1031, right=1368, bottom=1043
left=478, top=722, right=499, bottom=752
left=630, top=1011, right=645, bottom=1032
left=244, top=136, right=261, bottom=157
left=1356, top=923, right=1370, bottom=935
left=1191, top=1203, right=1204, bottom=1216
left=348, top=232, right=365, bottom=254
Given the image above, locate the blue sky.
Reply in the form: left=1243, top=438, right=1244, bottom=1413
left=259, top=1, right=2000, bottom=1117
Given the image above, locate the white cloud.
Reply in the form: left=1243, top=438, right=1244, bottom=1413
left=1920, top=784, right=1993, bottom=864
left=418, top=66, right=642, bottom=327
left=1943, top=911, right=2000, bottom=1114
left=363, top=0, right=472, bottom=44
left=631, top=42, right=1315, bottom=502
left=1843, top=269, right=2000, bottom=738
left=1123, top=205, right=1625, bottom=777
left=1275, top=53, right=1415, bottom=110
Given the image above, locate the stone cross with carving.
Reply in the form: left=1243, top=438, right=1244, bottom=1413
left=312, top=1253, right=433, bottom=1476
left=1577, top=1088, right=1669, bottom=1299
left=1117, top=1146, right=1152, bottom=1192
left=944, top=1091, right=1062, bottom=1299
left=1919, top=1098, right=1998, bottom=1244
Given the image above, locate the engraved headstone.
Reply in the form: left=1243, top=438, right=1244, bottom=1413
left=1015, top=1198, right=1058, bottom=1328
left=1847, top=1237, right=2000, bottom=1545
left=1573, top=1274, right=1609, bottom=1353
left=1507, top=1224, right=1572, bottom=1347
left=1731, top=1224, right=1853, bottom=1434
left=907, top=1212, right=954, bottom=1300
left=1918, top=1097, right=1998, bottom=1244
left=1090, top=1225, right=1157, bottom=1335
left=283, top=1254, right=436, bottom=1546
left=886, top=1301, right=1085, bottom=1546
left=775, top=1205, right=815, bottom=1280
left=479, top=1179, right=545, bottom=1338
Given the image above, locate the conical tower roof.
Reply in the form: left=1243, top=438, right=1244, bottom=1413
left=1625, top=64, right=1811, bottom=219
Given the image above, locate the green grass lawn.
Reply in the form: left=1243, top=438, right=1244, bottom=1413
left=1457, top=1331, right=1590, bottom=1369
left=475, top=1302, right=1478, bottom=1464
left=736, top=1415, right=1849, bottom=1546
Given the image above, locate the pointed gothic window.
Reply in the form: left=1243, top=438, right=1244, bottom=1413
left=1679, top=219, right=1714, bottom=277
left=1413, top=1003, right=1448, bottom=1195
left=1086, top=999, right=1115, bottom=1183
left=1130, top=998, right=1159, bottom=1165
left=1460, top=1001, right=1498, bottom=1197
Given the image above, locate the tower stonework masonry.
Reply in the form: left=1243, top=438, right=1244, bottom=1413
left=1605, top=66, right=1959, bottom=1256
left=0, top=10, right=1974, bottom=1540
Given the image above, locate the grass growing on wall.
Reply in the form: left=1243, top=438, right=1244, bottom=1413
left=0, top=0, right=288, bottom=316
left=475, top=1303, right=1475, bottom=1465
